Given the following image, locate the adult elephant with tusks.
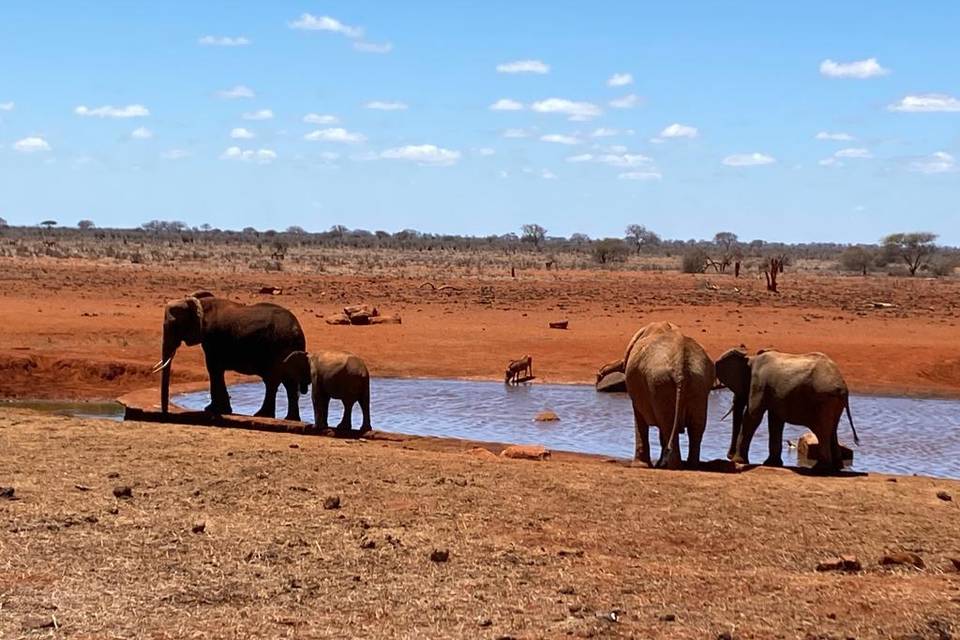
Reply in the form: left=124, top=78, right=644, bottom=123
left=152, top=291, right=306, bottom=420
left=715, top=348, right=860, bottom=473
left=623, top=321, right=715, bottom=469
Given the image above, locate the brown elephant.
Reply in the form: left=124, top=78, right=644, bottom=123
left=623, top=322, right=715, bottom=469
left=152, top=292, right=306, bottom=419
left=281, top=350, right=371, bottom=433
left=715, top=348, right=860, bottom=472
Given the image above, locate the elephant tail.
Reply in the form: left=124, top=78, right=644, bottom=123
left=661, top=376, right=685, bottom=466
left=844, top=399, right=861, bottom=446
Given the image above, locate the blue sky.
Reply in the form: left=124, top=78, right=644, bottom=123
left=1, top=1, right=958, bottom=243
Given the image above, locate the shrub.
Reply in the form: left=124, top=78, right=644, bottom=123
left=591, top=238, right=631, bottom=265
left=681, top=248, right=708, bottom=273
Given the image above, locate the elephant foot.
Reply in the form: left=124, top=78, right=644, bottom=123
left=253, top=408, right=276, bottom=419
left=359, top=424, right=372, bottom=435
left=762, top=457, right=784, bottom=467
left=204, top=402, right=232, bottom=415
left=629, top=459, right=652, bottom=469
left=730, top=453, right=749, bottom=465
left=811, top=461, right=841, bottom=475
left=726, top=450, right=737, bottom=461
left=284, top=412, right=301, bottom=422
left=335, top=424, right=352, bottom=436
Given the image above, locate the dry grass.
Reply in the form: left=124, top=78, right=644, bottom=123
left=2, top=409, right=959, bottom=639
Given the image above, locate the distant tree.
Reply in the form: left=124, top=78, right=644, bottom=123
left=200, top=223, right=212, bottom=232
left=77, top=219, right=95, bottom=230
left=882, top=232, right=938, bottom=276
left=592, top=238, right=631, bottom=265
left=839, top=246, right=876, bottom=276
left=286, top=225, right=306, bottom=235
left=520, top=223, right=547, bottom=249
left=242, top=226, right=258, bottom=235
left=569, top=232, right=591, bottom=247
left=0, top=217, right=7, bottom=228
left=624, top=224, right=661, bottom=254
left=706, top=231, right=739, bottom=273
left=330, top=224, right=348, bottom=239
left=40, top=220, right=57, bottom=229
left=141, top=220, right=187, bottom=233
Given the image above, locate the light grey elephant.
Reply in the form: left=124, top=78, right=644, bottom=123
left=623, top=321, right=715, bottom=469
left=715, top=348, right=860, bottom=472
left=281, top=350, right=371, bottom=434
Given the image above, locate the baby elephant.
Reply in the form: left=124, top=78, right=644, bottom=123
left=282, top=350, right=371, bottom=434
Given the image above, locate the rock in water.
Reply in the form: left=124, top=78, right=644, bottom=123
left=596, top=371, right=627, bottom=393
left=534, top=410, right=559, bottom=422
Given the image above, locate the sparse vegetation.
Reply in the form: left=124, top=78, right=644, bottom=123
left=882, top=232, right=939, bottom=276
left=77, top=219, right=95, bottom=230
left=839, top=246, right=876, bottom=276
left=591, top=238, right=631, bottom=265
left=682, top=247, right=709, bottom=273
left=624, top=224, right=660, bottom=254
left=520, top=223, right=547, bottom=250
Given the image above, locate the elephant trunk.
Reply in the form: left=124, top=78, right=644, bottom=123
left=158, top=327, right=179, bottom=414
left=728, top=394, right=747, bottom=459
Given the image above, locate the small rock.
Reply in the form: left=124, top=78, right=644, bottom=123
left=880, top=551, right=924, bottom=569
left=598, top=611, right=621, bottom=623
left=289, top=443, right=300, bottom=449
left=660, top=613, right=676, bottom=622
left=430, top=549, right=450, bottom=563
left=465, top=447, right=499, bottom=461
left=106, top=472, right=120, bottom=479
left=359, top=537, right=376, bottom=549
left=887, top=478, right=898, bottom=483
left=816, top=555, right=861, bottom=572
left=478, top=618, right=493, bottom=628
left=534, top=410, right=560, bottom=422
left=22, top=616, right=56, bottom=631
left=548, top=320, right=569, bottom=330
left=949, top=558, right=960, bottom=571
left=84, top=515, right=99, bottom=524
left=500, top=445, right=551, bottom=461
left=936, top=491, right=953, bottom=502
left=0, top=486, right=16, bottom=500
left=107, top=506, right=119, bottom=515
left=717, top=633, right=735, bottom=640
left=323, top=496, right=341, bottom=510
left=557, top=548, right=585, bottom=558
left=74, top=484, right=90, bottom=491
left=192, top=521, right=206, bottom=534
left=112, top=485, right=133, bottom=499
left=559, top=586, right=576, bottom=595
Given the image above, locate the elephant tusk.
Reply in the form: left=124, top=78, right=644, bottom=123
left=719, top=403, right=734, bottom=422
left=151, top=358, right=172, bottom=374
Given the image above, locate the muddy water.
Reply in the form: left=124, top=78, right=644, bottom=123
left=175, top=379, right=960, bottom=479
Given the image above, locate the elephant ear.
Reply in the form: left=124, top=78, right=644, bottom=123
left=715, top=348, right=750, bottom=397
left=283, top=351, right=312, bottom=394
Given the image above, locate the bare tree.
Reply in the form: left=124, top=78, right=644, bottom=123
left=709, top=231, right=739, bottom=273
left=882, top=232, right=938, bottom=276
left=521, top=223, right=547, bottom=249
left=569, top=232, right=591, bottom=247
left=624, top=224, right=661, bottom=255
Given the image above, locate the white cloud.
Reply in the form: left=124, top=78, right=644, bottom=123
left=815, top=131, right=855, bottom=141
left=303, top=113, right=338, bottom=125
left=599, top=144, right=629, bottom=153
left=354, top=41, right=392, bottom=53
left=13, top=136, right=51, bottom=152
left=75, top=104, right=149, bottom=118
left=618, top=170, right=662, bottom=181
left=242, top=109, right=274, bottom=120
left=380, top=144, right=460, bottom=166
left=477, top=147, right=496, bottom=156
left=220, top=146, right=277, bottom=163
left=540, top=134, right=581, bottom=145
left=597, top=153, right=653, bottom=168
left=819, top=157, right=843, bottom=167
left=364, top=100, right=407, bottom=111
left=502, top=128, right=532, bottom=139
left=531, top=97, right=602, bottom=121
left=820, top=58, right=889, bottom=79
left=230, top=127, right=255, bottom=139
left=835, top=147, right=872, bottom=159
left=218, top=85, right=255, bottom=99
left=161, top=149, right=190, bottom=160
left=540, top=169, right=557, bottom=180
left=496, top=59, right=549, bottom=74
left=888, top=94, right=960, bottom=113
left=658, top=123, right=698, bottom=139
left=607, top=73, right=634, bottom=87
left=590, top=128, right=618, bottom=138
left=289, top=14, right=362, bottom=38
left=131, top=126, right=153, bottom=139
left=609, top=94, right=643, bottom=109
left=722, top=152, right=776, bottom=167
left=304, top=127, right=366, bottom=143
left=199, top=35, right=250, bottom=47
left=0, top=101, right=14, bottom=111
left=566, top=154, right=594, bottom=162
left=489, top=98, right=524, bottom=111
left=908, top=151, right=956, bottom=174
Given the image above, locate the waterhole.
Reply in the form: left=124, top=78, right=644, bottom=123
left=175, top=379, right=960, bottom=479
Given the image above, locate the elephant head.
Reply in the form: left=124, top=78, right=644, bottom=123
left=715, top=347, right=751, bottom=459
left=281, top=351, right=312, bottom=395
left=153, top=296, right=204, bottom=413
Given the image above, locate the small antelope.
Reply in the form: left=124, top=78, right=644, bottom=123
left=504, top=355, right=533, bottom=384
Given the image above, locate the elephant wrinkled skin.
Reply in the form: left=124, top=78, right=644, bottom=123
left=155, top=293, right=306, bottom=420
left=715, top=348, right=860, bottom=473
left=623, top=322, right=715, bottom=469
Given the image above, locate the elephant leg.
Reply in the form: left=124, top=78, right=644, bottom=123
left=733, top=404, right=764, bottom=464
left=281, top=379, right=301, bottom=422
left=632, top=403, right=651, bottom=466
left=254, top=377, right=279, bottom=418
left=656, top=425, right=682, bottom=470
left=358, top=390, right=372, bottom=433
left=336, top=400, right=354, bottom=433
left=312, top=393, right=330, bottom=430
left=811, top=424, right=841, bottom=474
left=763, top=414, right=785, bottom=467
left=205, top=364, right=232, bottom=414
